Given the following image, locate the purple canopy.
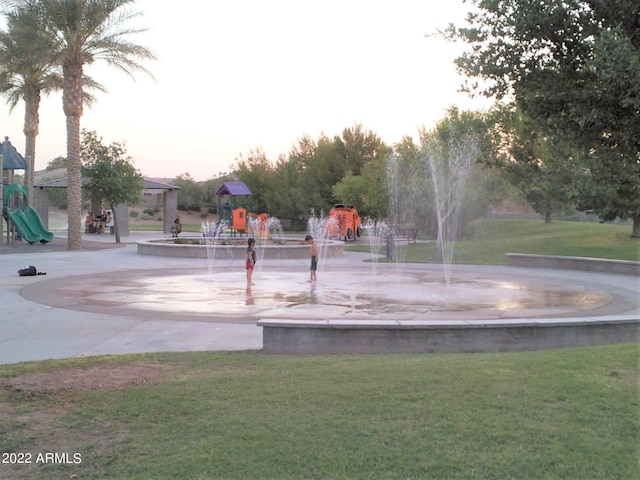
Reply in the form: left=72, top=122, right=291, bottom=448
left=215, top=182, right=252, bottom=196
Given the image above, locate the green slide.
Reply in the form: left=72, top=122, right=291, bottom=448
left=3, top=184, right=54, bottom=244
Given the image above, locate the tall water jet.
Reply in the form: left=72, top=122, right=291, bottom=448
left=385, top=153, right=411, bottom=264
left=360, top=217, right=391, bottom=275
left=248, top=215, right=283, bottom=270
left=387, top=118, right=483, bottom=287
left=307, top=209, right=338, bottom=272
left=201, top=219, right=225, bottom=275
left=423, top=133, right=479, bottom=287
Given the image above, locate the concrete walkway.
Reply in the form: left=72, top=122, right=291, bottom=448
left=1, top=231, right=267, bottom=364
left=0, top=231, right=638, bottom=364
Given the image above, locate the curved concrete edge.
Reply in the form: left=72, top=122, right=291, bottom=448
left=506, top=253, right=640, bottom=276
left=258, top=315, right=640, bottom=354
left=136, top=237, right=344, bottom=259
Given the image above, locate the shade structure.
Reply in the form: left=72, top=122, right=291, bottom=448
left=0, top=137, right=27, bottom=170
left=215, top=182, right=252, bottom=196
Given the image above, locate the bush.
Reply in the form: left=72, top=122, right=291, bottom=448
left=140, top=213, right=152, bottom=221
left=144, top=207, right=160, bottom=216
left=129, top=210, right=139, bottom=218
left=174, top=238, right=202, bottom=245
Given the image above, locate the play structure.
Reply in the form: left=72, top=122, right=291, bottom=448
left=1, top=136, right=52, bottom=244
left=327, top=204, right=362, bottom=241
left=3, top=183, right=53, bottom=244
left=215, top=181, right=253, bottom=235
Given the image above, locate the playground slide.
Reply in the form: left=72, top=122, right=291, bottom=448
left=4, top=206, right=54, bottom=244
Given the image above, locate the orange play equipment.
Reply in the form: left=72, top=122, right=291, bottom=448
left=328, top=204, right=362, bottom=241
left=247, top=213, right=272, bottom=238
left=232, top=208, right=247, bottom=233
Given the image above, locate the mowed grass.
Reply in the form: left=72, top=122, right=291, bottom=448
left=5, top=218, right=636, bottom=479
left=1, top=345, right=638, bottom=479
left=351, top=219, right=639, bottom=264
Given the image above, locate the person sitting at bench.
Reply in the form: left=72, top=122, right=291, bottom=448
left=96, top=210, right=107, bottom=234
left=106, top=211, right=114, bottom=234
left=170, top=217, right=182, bottom=237
left=85, top=212, right=94, bottom=233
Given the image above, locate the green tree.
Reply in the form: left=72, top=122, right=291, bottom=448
left=173, top=173, right=203, bottom=212
left=286, top=133, right=334, bottom=216
left=235, top=148, right=275, bottom=214
left=450, top=0, right=640, bottom=236
left=488, top=105, right=582, bottom=223
left=284, top=125, right=389, bottom=222
left=332, top=156, right=389, bottom=220
left=2, top=0, right=155, bottom=250
left=269, top=155, right=307, bottom=229
left=331, top=125, right=392, bottom=220
left=389, top=109, right=501, bottom=246
left=46, top=155, right=66, bottom=170
left=235, top=126, right=390, bottom=229
left=81, top=129, right=142, bottom=243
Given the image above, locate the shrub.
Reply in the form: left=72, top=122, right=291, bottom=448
left=144, top=207, right=160, bottom=216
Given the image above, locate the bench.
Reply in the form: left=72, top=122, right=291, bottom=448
left=394, top=227, right=417, bottom=244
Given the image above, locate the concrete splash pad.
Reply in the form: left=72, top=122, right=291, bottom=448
left=21, top=259, right=638, bottom=354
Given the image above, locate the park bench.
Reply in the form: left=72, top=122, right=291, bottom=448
left=394, top=227, right=418, bottom=244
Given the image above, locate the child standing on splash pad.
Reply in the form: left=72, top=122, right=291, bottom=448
left=246, top=237, right=256, bottom=286
left=305, top=235, right=318, bottom=282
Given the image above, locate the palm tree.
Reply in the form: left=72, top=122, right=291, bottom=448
left=0, top=6, right=61, bottom=205
left=0, top=4, right=106, bottom=207
left=2, top=0, right=154, bottom=250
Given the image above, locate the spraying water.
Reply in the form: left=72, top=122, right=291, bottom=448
left=201, top=219, right=231, bottom=275
left=424, top=135, right=479, bottom=287
left=386, top=127, right=481, bottom=287
left=247, top=215, right=283, bottom=271
left=307, top=209, right=338, bottom=273
left=360, top=218, right=391, bottom=275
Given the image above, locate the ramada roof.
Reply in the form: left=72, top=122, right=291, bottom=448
left=34, top=177, right=180, bottom=190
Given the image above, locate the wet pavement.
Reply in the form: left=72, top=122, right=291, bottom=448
left=1, top=231, right=638, bottom=364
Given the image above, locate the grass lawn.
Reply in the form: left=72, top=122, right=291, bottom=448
left=1, top=345, right=638, bottom=479
left=5, top=218, right=635, bottom=479
left=349, top=219, right=639, bottom=264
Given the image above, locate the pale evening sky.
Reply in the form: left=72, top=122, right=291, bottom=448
left=1, top=0, right=491, bottom=182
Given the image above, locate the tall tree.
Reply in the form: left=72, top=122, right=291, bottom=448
left=450, top=0, right=640, bottom=237
left=0, top=4, right=104, bottom=206
left=235, top=148, right=275, bottom=214
left=2, top=0, right=155, bottom=250
left=488, top=105, right=583, bottom=223
left=173, top=173, right=204, bottom=212
left=0, top=5, right=61, bottom=205
left=388, top=109, right=502, bottom=242
left=81, top=129, right=142, bottom=243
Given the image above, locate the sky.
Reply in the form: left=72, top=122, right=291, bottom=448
left=0, top=0, right=492, bottom=182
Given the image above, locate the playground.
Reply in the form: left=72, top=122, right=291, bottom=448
left=1, top=138, right=53, bottom=245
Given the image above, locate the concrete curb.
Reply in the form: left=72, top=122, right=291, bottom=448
left=506, top=253, right=640, bottom=276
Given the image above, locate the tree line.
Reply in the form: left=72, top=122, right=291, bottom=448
left=2, top=0, right=638, bottom=244
left=173, top=0, right=640, bottom=238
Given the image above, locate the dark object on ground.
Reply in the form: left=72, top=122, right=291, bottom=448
left=17, top=265, right=46, bottom=276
